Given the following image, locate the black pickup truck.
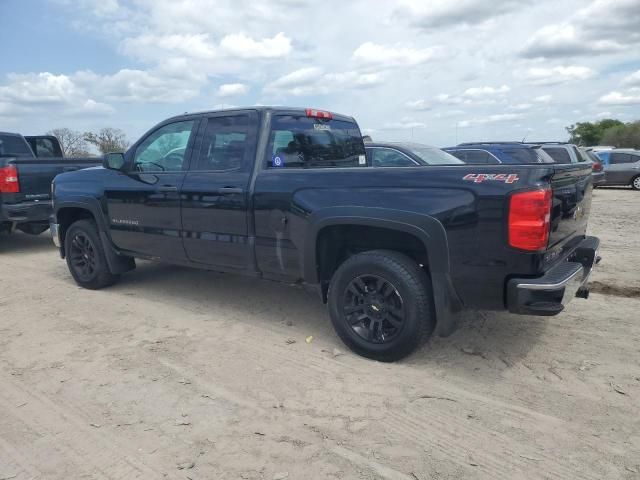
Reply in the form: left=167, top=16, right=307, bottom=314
left=49, top=107, right=599, bottom=361
left=1, top=132, right=99, bottom=236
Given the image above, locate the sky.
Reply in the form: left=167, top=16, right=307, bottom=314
left=1, top=0, right=639, bottom=147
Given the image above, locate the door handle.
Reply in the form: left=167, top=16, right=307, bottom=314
left=157, top=185, right=178, bottom=192
left=217, top=187, right=244, bottom=194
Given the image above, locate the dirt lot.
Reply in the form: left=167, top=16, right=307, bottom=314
left=0, top=187, right=638, bottom=480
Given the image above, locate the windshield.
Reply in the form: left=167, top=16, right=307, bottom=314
left=405, top=145, right=464, bottom=165
left=0, top=134, right=33, bottom=158
left=267, top=115, right=365, bottom=168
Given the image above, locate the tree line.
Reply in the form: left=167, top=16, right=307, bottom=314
left=46, top=127, right=130, bottom=157
left=566, top=119, right=640, bottom=149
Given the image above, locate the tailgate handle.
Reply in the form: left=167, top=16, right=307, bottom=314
left=217, top=187, right=243, bottom=195
left=157, top=185, right=178, bottom=192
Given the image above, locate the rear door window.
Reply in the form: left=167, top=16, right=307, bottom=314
left=266, top=115, right=365, bottom=169
left=193, top=115, right=250, bottom=171
left=610, top=153, right=635, bottom=164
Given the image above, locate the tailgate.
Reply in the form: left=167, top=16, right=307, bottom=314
left=548, top=163, right=593, bottom=250
left=5, top=158, right=99, bottom=204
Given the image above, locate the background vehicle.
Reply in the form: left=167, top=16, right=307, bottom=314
left=579, top=147, right=606, bottom=186
left=443, top=142, right=555, bottom=164
left=526, top=142, right=584, bottom=164
left=595, top=149, right=640, bottom=189
left=365, top=142, right=463, bottom=166
left=1, top=132, right=99, bottom=236
left=50, top=107, right=598, bottom=361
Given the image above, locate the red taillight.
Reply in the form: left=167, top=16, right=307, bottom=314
left=0, top=165, right=20, bottom=193
left=592, top=161, right=603, bottom=172
left=305, top=108, right=333, bottom=120
left=508, top=188, right=551, bottom=251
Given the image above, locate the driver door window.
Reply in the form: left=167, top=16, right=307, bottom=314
left=134, top=120, right=195, bottom=172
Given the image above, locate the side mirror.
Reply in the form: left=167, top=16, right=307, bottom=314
left=103, top=152, right=126, bottom=171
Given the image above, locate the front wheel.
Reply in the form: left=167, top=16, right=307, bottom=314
left=65, top=219, right=120, bottom=289
left=631, top=175, right=640, bottom=191
left=328, top=250, right=435, bottom=362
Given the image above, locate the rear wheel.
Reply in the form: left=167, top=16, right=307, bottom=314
left=631, top=175, right=640, bottom=191
left=65, top=219, right=119, bottom=289
left=328, top=250, right=435, bottom=362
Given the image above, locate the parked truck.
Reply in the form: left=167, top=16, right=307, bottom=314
left=49, top=107, right=599, bottom=361
left=1, top=132, right=99, bottom=236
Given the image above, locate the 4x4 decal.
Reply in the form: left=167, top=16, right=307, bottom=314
left=463, top=173, right=520, bottom=184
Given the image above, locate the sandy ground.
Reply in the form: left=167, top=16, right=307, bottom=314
left=0, top=187, right=639, bottom=480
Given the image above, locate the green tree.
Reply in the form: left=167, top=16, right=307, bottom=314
left=601, top=121, right=640, bottom=149
left=565, top=119, right=625, bottom=146
left=84, top=128, right=129, bottom=154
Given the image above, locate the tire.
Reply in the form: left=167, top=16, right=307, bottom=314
left=327, top=249, right=435, bottom=362
left=631, top=175, right=640, bottom=191
left=64, top=219, right=120, bottom=289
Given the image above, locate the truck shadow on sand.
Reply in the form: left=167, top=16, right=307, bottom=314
left=108, top=260, right=546, bottom=371
left=0, top=231, right=56, bottom=254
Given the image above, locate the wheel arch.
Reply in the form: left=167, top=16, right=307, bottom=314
left=304, top=206, right=461, bottom=336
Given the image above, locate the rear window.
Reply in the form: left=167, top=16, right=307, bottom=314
left=0, top=134, right=33, bottom=158
left=267, top=115, right=365, bottom=169
left=502, top=148, right=554, bottom=164
left=542, top=147, right=571, bottom=164
left=408, top=147, right=464, bottom=165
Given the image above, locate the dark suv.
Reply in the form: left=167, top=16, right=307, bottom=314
left=443, top=142, right=555, bottom=164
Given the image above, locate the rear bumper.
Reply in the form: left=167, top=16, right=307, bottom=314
left=1, top=200, right=52, bottom=224
left=507, top=236, right=600, bottom=316
left=592, top=171, right=606, bottom=186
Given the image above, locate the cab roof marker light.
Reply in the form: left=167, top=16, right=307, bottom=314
left=305, top=108, right=333, bottom=120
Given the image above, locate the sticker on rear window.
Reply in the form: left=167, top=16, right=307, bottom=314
left=359, top=155, right=366, bottom=165
left=463, top=173, right=519, bottom=184
left=313, top=123, right=331, bottom=131
left=272, top=154, right=285, bottom=168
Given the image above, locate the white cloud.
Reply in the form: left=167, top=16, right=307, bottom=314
left=121, top=33, right=218, bottom=61
left=459, top=113, right=524, bottom=127
left=521, top=0, right=640, bottom=58
left=521, top=24, right=623, bottom=58
left=622, top=70, right=640, bottom=87
left=353, top=42, right=441, bottom=68
left=266, top=67, right=383, bottom=96
left=509, top=103, right=533, bottom=111
left=217, top=83, right=249, bottom=97
left=74, top=69, right=205, bottom=103
left=462, top=85, right=510, bottom=98
left=598, top=89, right=640, bottom=106
left=396, top=0, right=532, bottom=28
left=534, top=95, right=553, bottom=103
left=219, top=32, right=292, bottom=59
left=405, top=99, right=431, bottom=111
left=521, top=66, right=595, bottom=85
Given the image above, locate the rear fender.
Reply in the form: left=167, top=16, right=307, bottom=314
left=304, top=206, right=461, bottom=336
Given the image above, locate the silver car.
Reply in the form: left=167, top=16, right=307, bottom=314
left=595, top=149, right=640, bottom=190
